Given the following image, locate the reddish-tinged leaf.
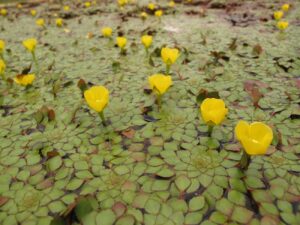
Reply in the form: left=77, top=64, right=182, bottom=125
left=112, top=202, right=126, bottom=217
left=121, top=129, right=135, bottom=139
left=0, top=196, right=9, bottom=207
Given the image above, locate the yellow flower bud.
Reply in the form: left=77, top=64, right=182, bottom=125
left=116, top=37, right=127, bottom=49
left=118, top=0, right=128, bottom=7
left=277, top=21, right=289, bottom=31
left=64, top=6, right=70, bottom=11
left=161, top=47, right=179, bottom=66
left=1, top=8, right=7, bottom=16
left=36, top=18, right=45, bottom=27
left=0, top=59, right=6, bottom=75
left=200, top=98, right=228, bottom=125
left=148, top=3, right=155, bottom=10
left=273, top=11, right=283, bottom=20
left=148, top=74, right=172, bottom=95
left=0, top=40, right=5, bottom=54
left=235, top=121, right=273, bottom=155
left=155, top=10, right=163, bottom=17
left=23, top=38, right=37, bottom=53
left=14, top=74, right=36, bottom=86
left=141, top=35, right=153, bottom=49
left=140, top=12, right=148, bottom=20
left=169, top=1, right=175, bottom=7
left=30, top=9, right=37, bottom=16
left=281, top=4, right=289, bottom=12
left=56, top=18, right=63, bottom=27
left=85, top=2, right=91, bottom=8
left=84, top=86, right=109, bottom=113
left=101, top=27, right=113, bottom=37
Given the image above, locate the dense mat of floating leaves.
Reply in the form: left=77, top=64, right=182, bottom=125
left=0, top=0, right=300, bottom=225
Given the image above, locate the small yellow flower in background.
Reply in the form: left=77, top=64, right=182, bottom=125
left=161, top=47, right=179, bottom=70
left=36, top=18, right=45, bottom=27
left=101, top=27, right=113, bottom=38
left=148, top=74, right=172, bottom=95
left=155, top=10, right=163, bottom=17
left=63, top=5, right=70, bottom=11
left=148, top=3, right=156, bottom=10
left=14, top=74, right=36, bottom=86
left=30, top=9, right=37, bottom=16
left=281, top=3, right=290, bottom=11
left=56, top=18, right=63, bottom=27
left=277, top=21, right=289, bottom=31
left=141, top=12, right=148, bottom=20
left=0, top=40, right=5, bottom=54
left=0, top=59, right=6, bottom=76
left=84, top=86, right=109, bottom=113
left=118, top=0, right=128, bottom=7
left=235, top=121, right=273, bottom=155
left=200, top=98, right=228, bottom=126
left=116, top=37, right=127, bottom=49
left=169, top=1, right=175, bottom=7
left=141, top=35, right=153, bottom=49
left=23, top=38, right=37, bottom=53
left=1, top=8, right=7, bottom=16
left=273, top=11, right=283, bottom=20
left=17, top=3, right=22, bottom=9
left=85, top=2, right=91, bottom=8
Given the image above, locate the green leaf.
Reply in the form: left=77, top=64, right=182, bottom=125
left=189, top=196, right=205, bottom=211
left=96, top=209, right=116, bottom=225
left=75, top=198, right=94, bottom=221
left=175, top=175, right=191, bottom=191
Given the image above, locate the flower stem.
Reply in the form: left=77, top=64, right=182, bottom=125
left=156, top=94, right=162, bottom=110
left=208, top=125, right=214, bottom=137
left=0, top=72, right=6, bottom=81
left=99, top=111, right=107, bottom=126
left=32, top=51, right=39, bottom=73
left=240, top=150, right=251, bottom=170
left=166, top=64, right=170, bottom=75
left=145, top=47, right=149, bottom=56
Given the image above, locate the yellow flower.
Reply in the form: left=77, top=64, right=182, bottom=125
left=84, top=86, right=109, bottom=112
left=273, top=11, right=283, bottom=20
left=1, top=8, right=7, bottom=16
left=155, top=10, right=163, bottom=17
left=0, top=40, right=5, bottom=54
left=148, top=3, right=155, bottom=10
left=169, top=1, right=175, bottom=7
left=17, top=3, right=22, bottom=9
left=200, top=98, right=228, bottom=125
left=85, top=2, right=91, bottom=7
left=148, top=74, right=172, bottom=95
left=140, top=12, right=148, bottom=20
left=36, top=18, right=45, bottom=27
left=116, top=37, right=127, bottom=49
left=0, top=59, right=6, bottom=75
left=14, top=74, right=36, bottom=86
left=101, top=27, right=113, bottom=37
left=161, top=47, right=179, bottom=66
left=118, top=0, right=128, bottom=7
left=64, top=5, right=70, bottom=11
left=141, top=35, right=153, bottom=49
left=235, top=121, right=273, bottom=155
left=56, top=18, right=63, bottom=27
left=30, top=9, right=37, bottom=16
left=281, top=4, right=289, bottom=12
left=277, top=21, right=289, bottom=31
left=23, top=38, right=37, bottom=53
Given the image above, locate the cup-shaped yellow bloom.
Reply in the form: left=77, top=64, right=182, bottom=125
left=141, top=12, right=148, bottom=20
left=0, top=59, right=6, bottom=74
left=56, top=18, right=63, bottom=27
left=141, top=35, right=153, bottom=49
left=85, top=2, right=91, bottom=8
left=30, top=9, right=37, bottom=16
left=116, top=37, right=127, bottom=49
left=84, top=86, right=109, bottom=113
left=14, top=74, right=36, bottom=86
left=36, top=18, right=45, bottom=27
left=281, top=4, right=289, bottom=11
left=169, top=1, right=175, bottom=7
left=155, top=10, right=163, bottom=17
left=273, top=11, right=283, bottom=20
left=118, top=0, right=128, bottom=7
left=1, top=8, right=7, bottom=16
left=235, top=121, right=273, bottom=155
left=101, top=27, right=112, bottom=37
left=148, top=74, right=172, bottom=95
left=64, top=5, right=70, bottom=11
left=161, top=47, right=179, bottom=66
left=0, top=40, right=5, bottom=54
left=277, top=21, right=289, bottom=31
left=200, top=98, right=228, bottom=125
left=148, top=3, right=156, bottom=10
left=23, top=38, right=37, bottom=53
